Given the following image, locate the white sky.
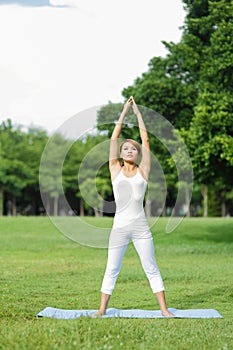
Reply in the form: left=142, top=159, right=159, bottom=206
left=0, top=0, right=185, bottom=133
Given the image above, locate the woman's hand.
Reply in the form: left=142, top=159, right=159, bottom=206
left=131, top=96, right=141, bottom=116
left=122, top=96, right=133, bottom=115
left=110, top=97, right=132, bottom=141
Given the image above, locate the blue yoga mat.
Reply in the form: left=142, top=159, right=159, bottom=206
left=37, top=307, right=223, bottom=319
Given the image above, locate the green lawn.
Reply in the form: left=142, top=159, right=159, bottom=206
left=0, top=217, right=232, bottom=350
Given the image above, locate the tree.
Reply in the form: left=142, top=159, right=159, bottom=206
left=0, top=120, right=35, bottom=215
left=121, top=0, right=233, bottom=217
left=185, top=0, right=233, bottom=216
left=77, top=134, right=113, bottom=216
left=122, top=47, right=198, bottom=130
left=0, top=141, right=7, bottom=215
left=39, top=133, right=72, bottom=216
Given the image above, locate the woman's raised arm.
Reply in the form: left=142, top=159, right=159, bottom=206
left=131, top=97, right=151, bottom=180
left=109, top=97, right=132, bottom=169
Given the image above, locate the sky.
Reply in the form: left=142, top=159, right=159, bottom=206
left=0, top=0, right=186, bottom=134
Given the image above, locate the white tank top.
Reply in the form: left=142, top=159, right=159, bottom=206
left=112, top=168, right=148, bottom=229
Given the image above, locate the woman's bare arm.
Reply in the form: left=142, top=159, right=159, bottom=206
left=132, top=97, right=151, bottom=180
left=109, top=98, right=132, bottom=177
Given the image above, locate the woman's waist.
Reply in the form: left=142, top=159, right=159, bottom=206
left=115, top=201, right=144, bottom=214
left=113, top=210, right=148, bottom=228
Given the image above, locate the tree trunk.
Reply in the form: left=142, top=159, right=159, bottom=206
left=162, top=205, right=166, bottom=217
left=0, top=188, right=3, bottom=216
left=54, top=196, right=59, bottom=216
left=80, top=198, right=84, bottom=216
left=145, top=198, right=151, bottom=217
left=12, top=195, right=17, bottom=216
left=31, top=198, right=36, bottom=215
left=221, top=200, right=226, bottom=217
left=99, top=196, right=104, bottom=217
left=185, top=186, right=190, bottom=217
left=201, top=185, right=208, bottom=217
left=99, top=207, right=103, bottom=217
left=45, top=193, right=51, bottom=216
left=94, top=208, right=99, bottom=217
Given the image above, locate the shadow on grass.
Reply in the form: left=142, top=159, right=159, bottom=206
left=177, top=284, right=232, bottom=311
left=185, top=223, right=233, bottom=244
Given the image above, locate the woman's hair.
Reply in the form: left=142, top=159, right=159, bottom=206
left=120, top=139, right=141, bottom=155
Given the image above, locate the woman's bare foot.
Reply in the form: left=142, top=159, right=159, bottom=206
left=91, top=310, right=106, bottom=317
left=155, top=291, right=175, bottom=317
left=161, top=309, right=175, bottom=317
left=92, top=293, right=110, bottom=317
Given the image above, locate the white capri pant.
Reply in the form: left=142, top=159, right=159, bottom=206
left=100, top=227, right=165, bottom=295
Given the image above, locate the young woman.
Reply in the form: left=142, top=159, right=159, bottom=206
left=94, top=96, right=173, bottom=317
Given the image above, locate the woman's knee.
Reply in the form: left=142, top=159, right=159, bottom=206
left=105, top=264, right=121, bottom=278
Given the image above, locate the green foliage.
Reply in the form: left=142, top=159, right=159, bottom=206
left=0, top=119, right=114, bottom=216
left=0, top=121, right=48, bottom=197
left=187, top=0, right=233, bottom=189
left=97, top=102, right=140, bottom=140
left=62, top=139, right=85, bottom=193
left=118, top=0, right=233, bottom=215
left=123, top=54, right=196, bottom=130
left=39, top=133, right=72, bottom=199
left=75, top=135, right=113, bottom=215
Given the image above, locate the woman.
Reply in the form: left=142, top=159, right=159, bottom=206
left=94, top=96, right=173, bottom=317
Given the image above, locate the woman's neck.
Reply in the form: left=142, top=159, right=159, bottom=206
left=122, top=162, right=137, bottom=172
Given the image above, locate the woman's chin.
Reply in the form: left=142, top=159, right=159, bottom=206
left=124, top=159, right=135, bottom=164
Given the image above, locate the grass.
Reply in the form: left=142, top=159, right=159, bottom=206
left=0, top=216, right=232, bottom=350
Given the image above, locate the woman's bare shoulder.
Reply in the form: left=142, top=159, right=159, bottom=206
left=109, top=161, right=122, bottom=182
left=138, top=165, right=149, bottom=182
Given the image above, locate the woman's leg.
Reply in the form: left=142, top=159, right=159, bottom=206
left=94, top=242, right=128, bottom=316
left=154, top=291, right=174, bottom=317
left=133, top=237, right=174, bottom=316
left=93, top=293, right=111, bottom=316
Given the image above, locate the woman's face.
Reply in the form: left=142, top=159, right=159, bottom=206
left=120, top=142, right=139, bottom=163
